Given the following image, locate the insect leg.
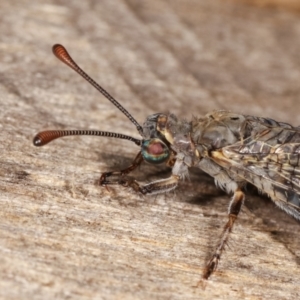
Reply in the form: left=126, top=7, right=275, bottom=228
left=101, top=152, right=185, bottom=194
left=99, top=151, right=143, bottom=185
left=203, top=189, right=245, bottom=279
left=125, top=153, right=187, bottom=195
left=122, top=175, right=180, bottom=195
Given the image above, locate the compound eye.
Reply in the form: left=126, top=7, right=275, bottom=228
left=141, top=139, right=170, bottom=164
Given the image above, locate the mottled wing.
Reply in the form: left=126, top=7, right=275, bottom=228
left=211, top=118, right=300, bottom=220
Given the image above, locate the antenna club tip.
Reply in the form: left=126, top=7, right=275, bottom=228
left=33, top=135, right=42, bottom=147
left=33, top=132, right=50, bottom=146
left=52, top=43, right=64, bottom=50
left=52, top=44, right=66, bottom=56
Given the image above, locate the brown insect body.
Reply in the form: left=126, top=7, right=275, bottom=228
left=142, top=111, right=300, bottom=218
left=139, top=111, right=300, bottom=279
left=34, top=44, right=300, bottom=281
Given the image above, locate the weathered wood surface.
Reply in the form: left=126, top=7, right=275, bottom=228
left=1, top=0, right=300, bottom=299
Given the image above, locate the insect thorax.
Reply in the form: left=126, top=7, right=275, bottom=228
left=143, top=111, right=248, bottom=156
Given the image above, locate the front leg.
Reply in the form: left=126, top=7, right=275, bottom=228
left=101, top=152, right=187, bottom=195
left=123, top=152, right=188, bottom=195
left=124, top=175, right=180, bottom=195
left=99, top=151, right=143, bottom=186
left=202, top=189, right=245, bottom=280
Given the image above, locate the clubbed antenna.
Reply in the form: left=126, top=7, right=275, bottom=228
left=52, top=44, right=143, bottom=135
left=33, top=44, right=144, bottom=148
left=33, top=130, right=142, bottom=146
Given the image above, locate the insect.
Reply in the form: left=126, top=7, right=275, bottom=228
left=34, top=44, right=300, bottom=280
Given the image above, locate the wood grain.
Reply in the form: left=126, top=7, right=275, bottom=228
left=1, top=0, right=300, bottom=299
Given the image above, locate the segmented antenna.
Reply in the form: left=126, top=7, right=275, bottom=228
left=33, top=130, right=142, bottom=146
left=52, top=44, right=144, bottom=135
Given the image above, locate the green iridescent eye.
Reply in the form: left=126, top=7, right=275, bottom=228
left=141, top=139, right=170, bottom=164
